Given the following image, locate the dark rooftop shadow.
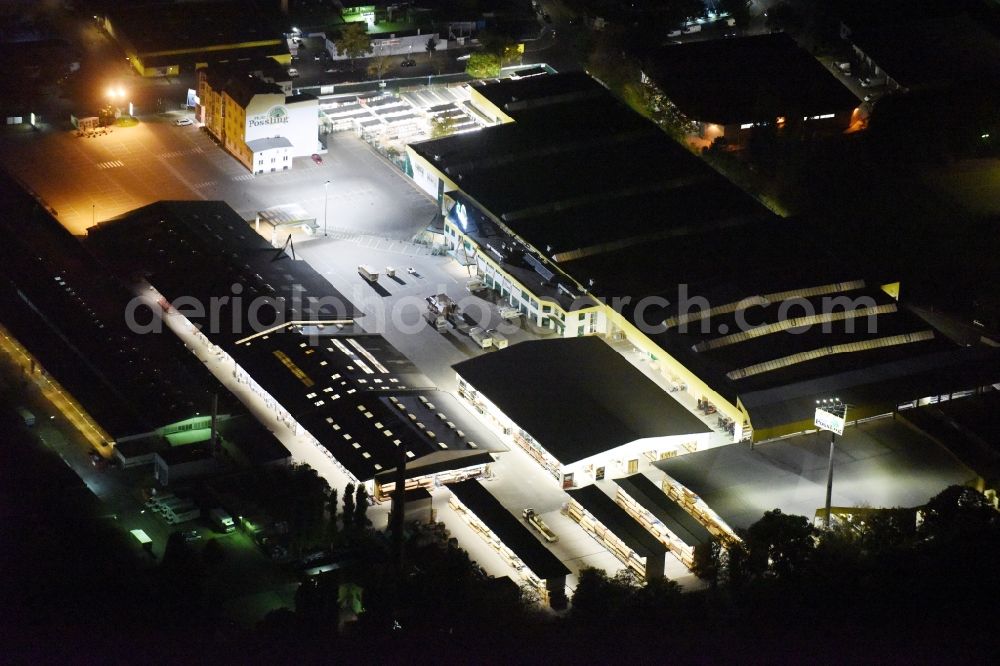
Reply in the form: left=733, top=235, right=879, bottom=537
left=443, top=330, right=476, bottom=356
left=366, top=281, right=392, bottom=298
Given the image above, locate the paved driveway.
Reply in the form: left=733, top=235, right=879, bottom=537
left=0, top=118, right=436, bottom=239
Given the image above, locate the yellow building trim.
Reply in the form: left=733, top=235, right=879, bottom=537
left=0, top=323, right=115, bottom=451
left=141, top=39, right=283, bottom=59
left=469, top=87, right=514, bottom=125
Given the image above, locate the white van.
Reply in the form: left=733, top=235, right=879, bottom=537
left=17, top=407, right=35, bottom=427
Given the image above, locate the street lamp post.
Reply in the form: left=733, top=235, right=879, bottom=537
left=816, top=398, right=847, bottom=528
left=824, top=430, right=836, bottom=528
left=323, top=180, right=330, bottom=236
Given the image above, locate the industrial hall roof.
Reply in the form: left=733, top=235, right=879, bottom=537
left=420, top=72, right=1000, bottom=439
left=453, top=337, right=710, bottom=466
left=412, top=73, right=770, bottom=262
left=106, top=0, right=284, bottom=57
left=615, top=474, right=711, bottom=548
left=470, top=70, right=607, bottom=120
left=449, top=479, right=570, bottom=581
left=232, top=325, right=501, bottom=482
left=565, top=484, right=667, bottom=561
left=0, top=175, right=221, bottom=440
left=87, top=200, right=501, bottom=481
left=87, top=200, right=359, bottom=347
left=639, top=33, right=859, bottom=125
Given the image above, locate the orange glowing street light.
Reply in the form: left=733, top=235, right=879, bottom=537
left=105, top=85, right=134, bottom=118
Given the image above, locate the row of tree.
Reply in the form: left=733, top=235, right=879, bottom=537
left=334, top=22, right=441, bottom=74
left=246, top=484, right=1000, bottom=661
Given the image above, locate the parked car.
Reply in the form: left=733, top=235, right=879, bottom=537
left=181, top=529, right=202, bottom=542
left=174, top=117, right=193, bottom=126
left=311, top=153, right=322, bottom=164
left=288, top=67, right=299, bottom=78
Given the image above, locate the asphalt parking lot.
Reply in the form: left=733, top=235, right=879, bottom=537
left=296, top=237, right=546, bottom=390
left=0, top=116, right=436, bottom=240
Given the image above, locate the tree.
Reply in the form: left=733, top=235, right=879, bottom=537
left=425, top=37, right=438, bottom=61
left=919, top=485, right=998, bottom=541
left=478, top=28, right=515, bottom=61
left=354, top=484, right=370, bottom=527
left=343, top=483, right=356, bottom=529
left=766, top=2, right=802, bottom=34
left=367, top=50, right=391, bottom=80
left=466, top=52, right=501, bottom=79
left=430, top=115, right=457, bottom=138
left=718, top=0, right=751, bottom=29
left=691, top=537, right=724, bottom=587
left=335, top=22, right=373, bottom=71
left=723, top=535, right=752, bottom=588
left=327, top=488, right=339, bottom=539
left=746, top=509, right=814, bottom=579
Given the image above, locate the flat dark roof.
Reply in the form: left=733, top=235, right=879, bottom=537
left=199, top=56, right=289, bottom=87
left=216, top=75, right=284, bottom=108
left=0, top=176, right=220, bottom=439
left=848, top=14, right=1000, bottom=89
left=107, top=0, right=283, bottom=56
left=565, top=484, right=666, bottom=560
left=559, top=220, right=994, bottom=417
left=157, top=443, right=214, bottom=466
left=898, top=391, right=1000, bottom=483
left=87, top=200, right=359, bottom=348
left=641, top=33, right=859, bottom=125
left=218, top=414, right=290, bottom=465
left=738, top=345, right=1000, bottom=431
left=449, top=479, right=570, bottom=581
left=423, top=72, right=999, bottom=434
left=615, top=474, right=710, bottom=548
left=471, top=70, right=605, bottom=119
left=453, top=337, right=710, bottom=466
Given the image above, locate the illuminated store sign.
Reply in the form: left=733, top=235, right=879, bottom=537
left=249, top=105, right=290, bottom=128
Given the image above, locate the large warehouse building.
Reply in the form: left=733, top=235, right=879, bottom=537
left=409, top=72, right=1000, bottom=443
left=0, top=175, right=294, bottom=472
left=87, top=201, right=505, bottom=486
left=639, top=33, right=860, bottom=146
left=100, top=0, right=289, bottom=77
left=453, top=337, right=711, bottom=489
